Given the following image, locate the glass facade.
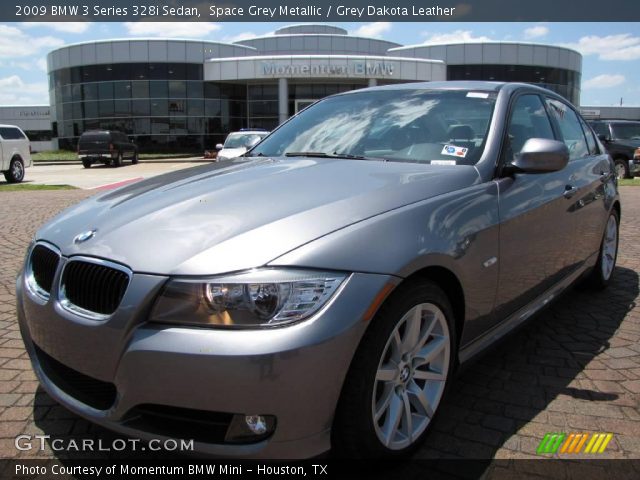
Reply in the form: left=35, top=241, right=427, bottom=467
left=447, top=65, right=581, bottom=105
left=50, top=63, right=374, bottom=151
left=50, top=63, right=247, bottom=152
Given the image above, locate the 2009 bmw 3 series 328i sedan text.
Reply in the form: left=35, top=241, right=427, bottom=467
left=17, top=81, right=620, bottom=459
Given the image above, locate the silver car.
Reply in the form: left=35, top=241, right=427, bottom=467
left=17, top=81, right=620, bottom=459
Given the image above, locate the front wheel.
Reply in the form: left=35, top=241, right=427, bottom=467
left=332, top=280, right=456, bottom=458
left=113, top=152, right=123, bottom=167
left=4, top=158, right=25, bottom=183
left=585, top=210, right=619, bottom=290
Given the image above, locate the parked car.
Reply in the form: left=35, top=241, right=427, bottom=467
left=215, top=129, right=269, bottom=161
left=17, top=82, right=619, bottom=459
left=0, top=124, right=32, bottom=183
left=77, top=130, right=138, bottom=168
left=588, top=119, right=640, bottom=179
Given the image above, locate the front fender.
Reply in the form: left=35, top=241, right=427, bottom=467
left=269, top=182, right=501, bottom=346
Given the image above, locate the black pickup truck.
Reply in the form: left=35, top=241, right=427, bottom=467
left=588, top=119, right=640, bottom=179
left=77, top=130, right=138, bottom=168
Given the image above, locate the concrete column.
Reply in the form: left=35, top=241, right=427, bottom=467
left=368, top=78, right=378, bottom=87
left=278, top=78, right=288, bottom=125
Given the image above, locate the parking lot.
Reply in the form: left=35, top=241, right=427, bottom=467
left=0, top=182, right=638, bottom=471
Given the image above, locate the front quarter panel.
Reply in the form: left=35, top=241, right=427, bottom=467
left=270, top=182, right=501, bottom=347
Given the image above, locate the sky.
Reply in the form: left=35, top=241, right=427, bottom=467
left=0, top=21, right=638, bottom=107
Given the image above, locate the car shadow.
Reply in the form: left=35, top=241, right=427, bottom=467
left=412, top=265, right=639, bottom=465
left=30, top=267, right=637, bottom=468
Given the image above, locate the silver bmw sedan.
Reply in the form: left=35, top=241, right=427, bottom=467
left=16, top=81, right=620, bottom=458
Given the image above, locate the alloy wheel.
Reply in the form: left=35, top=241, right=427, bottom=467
left=372, top=302, right=450, bottom=450
left=12, top=160, right=24, bottom=181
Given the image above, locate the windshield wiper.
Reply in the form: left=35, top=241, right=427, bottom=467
left=285, top=151, right=385, bottom=161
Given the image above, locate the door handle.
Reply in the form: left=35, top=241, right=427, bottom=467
left=563, top=185, right=578, bottom=199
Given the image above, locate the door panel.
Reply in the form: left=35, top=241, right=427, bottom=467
left=495, top=168, right=577, bottom=319
left=494, top=93, right=577, bottom=320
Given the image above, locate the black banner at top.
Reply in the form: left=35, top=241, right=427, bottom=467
left=7, top=0, right=640, bottom=22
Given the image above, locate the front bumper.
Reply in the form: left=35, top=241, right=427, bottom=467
left=17, top=262, right=395, bottom=458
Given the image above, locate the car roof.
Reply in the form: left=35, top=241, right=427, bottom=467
left=0, top=124, right=24, bottom=129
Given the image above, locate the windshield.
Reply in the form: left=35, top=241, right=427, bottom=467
left=251, top=89, right=497, bottom=165
left=224, top=133, right=265, bottom=149
left=611, top=123, right=640, bottom=140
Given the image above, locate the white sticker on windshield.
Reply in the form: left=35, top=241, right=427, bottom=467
left=431, top=160, right=457, bottom=165
left=441, top=144, right=468, bottom=158
left=467, top=92, right=489, bottom=99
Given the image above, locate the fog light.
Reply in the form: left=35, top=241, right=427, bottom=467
left=225, top=414, right=276, bottom=443
left=246, top=415, right=267, bottom=434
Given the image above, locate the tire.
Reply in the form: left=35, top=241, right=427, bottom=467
left=332, top=279, right=456, bottom=458
left=113, top=152, right=122, bottom=167
left=3, top=157, right=25, bottom=183
left=585, top=209, right=619, bottom=290
left=614, top=159, right=630, bottom=179
left=132, top=150, right=139, bottom=164
left=82, top=158, right=92, bottom=169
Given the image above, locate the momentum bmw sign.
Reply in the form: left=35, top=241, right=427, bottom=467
left=261, top=61, right=395, bottom=77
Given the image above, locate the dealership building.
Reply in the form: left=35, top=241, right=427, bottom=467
left=40, top=24, right=586, bottom=151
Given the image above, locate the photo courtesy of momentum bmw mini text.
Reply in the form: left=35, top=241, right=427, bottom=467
left=1, top=0, right=639, bottom=479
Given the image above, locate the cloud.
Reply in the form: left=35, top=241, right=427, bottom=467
left=0, top=24, right=63, bottom=58
left=22, top=22, right=88, bottom=33
left=563, top=34, right=640, bottom=61
left=0, top=75, right=49, bottom=105
left=523, top=25, right=549, bottom=39
left=583, top=74, right=626, bottom=89
left=352, top=22, right=392, bottom=38
left=420, top=30, right=493, bottom=44
left=5, top=58, right=47, bottom=72
left=124, top=22, right=221, bottom=38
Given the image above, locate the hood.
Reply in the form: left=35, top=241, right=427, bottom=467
left=217, top=147, right=247, bottom=159
left=37, top=158, right=480, bottom=275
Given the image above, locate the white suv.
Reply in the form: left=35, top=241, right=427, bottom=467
left=0, top=125, right=32, bottom=183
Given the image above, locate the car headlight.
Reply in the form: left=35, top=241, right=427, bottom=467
left=150, top=269, right=347, bottom=328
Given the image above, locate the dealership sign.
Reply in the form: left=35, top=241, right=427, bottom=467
left=261, top=61, right=395, bottom=77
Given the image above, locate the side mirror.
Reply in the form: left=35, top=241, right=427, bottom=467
left=215, top=143, right=223, bottom=151
left=597, top=133, right=611, bottom=143
left=507, top=138, right=569, bottom=174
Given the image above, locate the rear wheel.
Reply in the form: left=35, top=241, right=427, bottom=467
left=585, top=209, right=619, bottom=289
left=82, top=158, right=91, bottom=168
left=332, top=280, right=456, bottom=458
left=614, top=159, right=630, bottom=179
left=4, top=157, right=25, bottom=183
left=132, top=150, right=139, bottom=164
left=113, top=152, right=123, bottom=167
